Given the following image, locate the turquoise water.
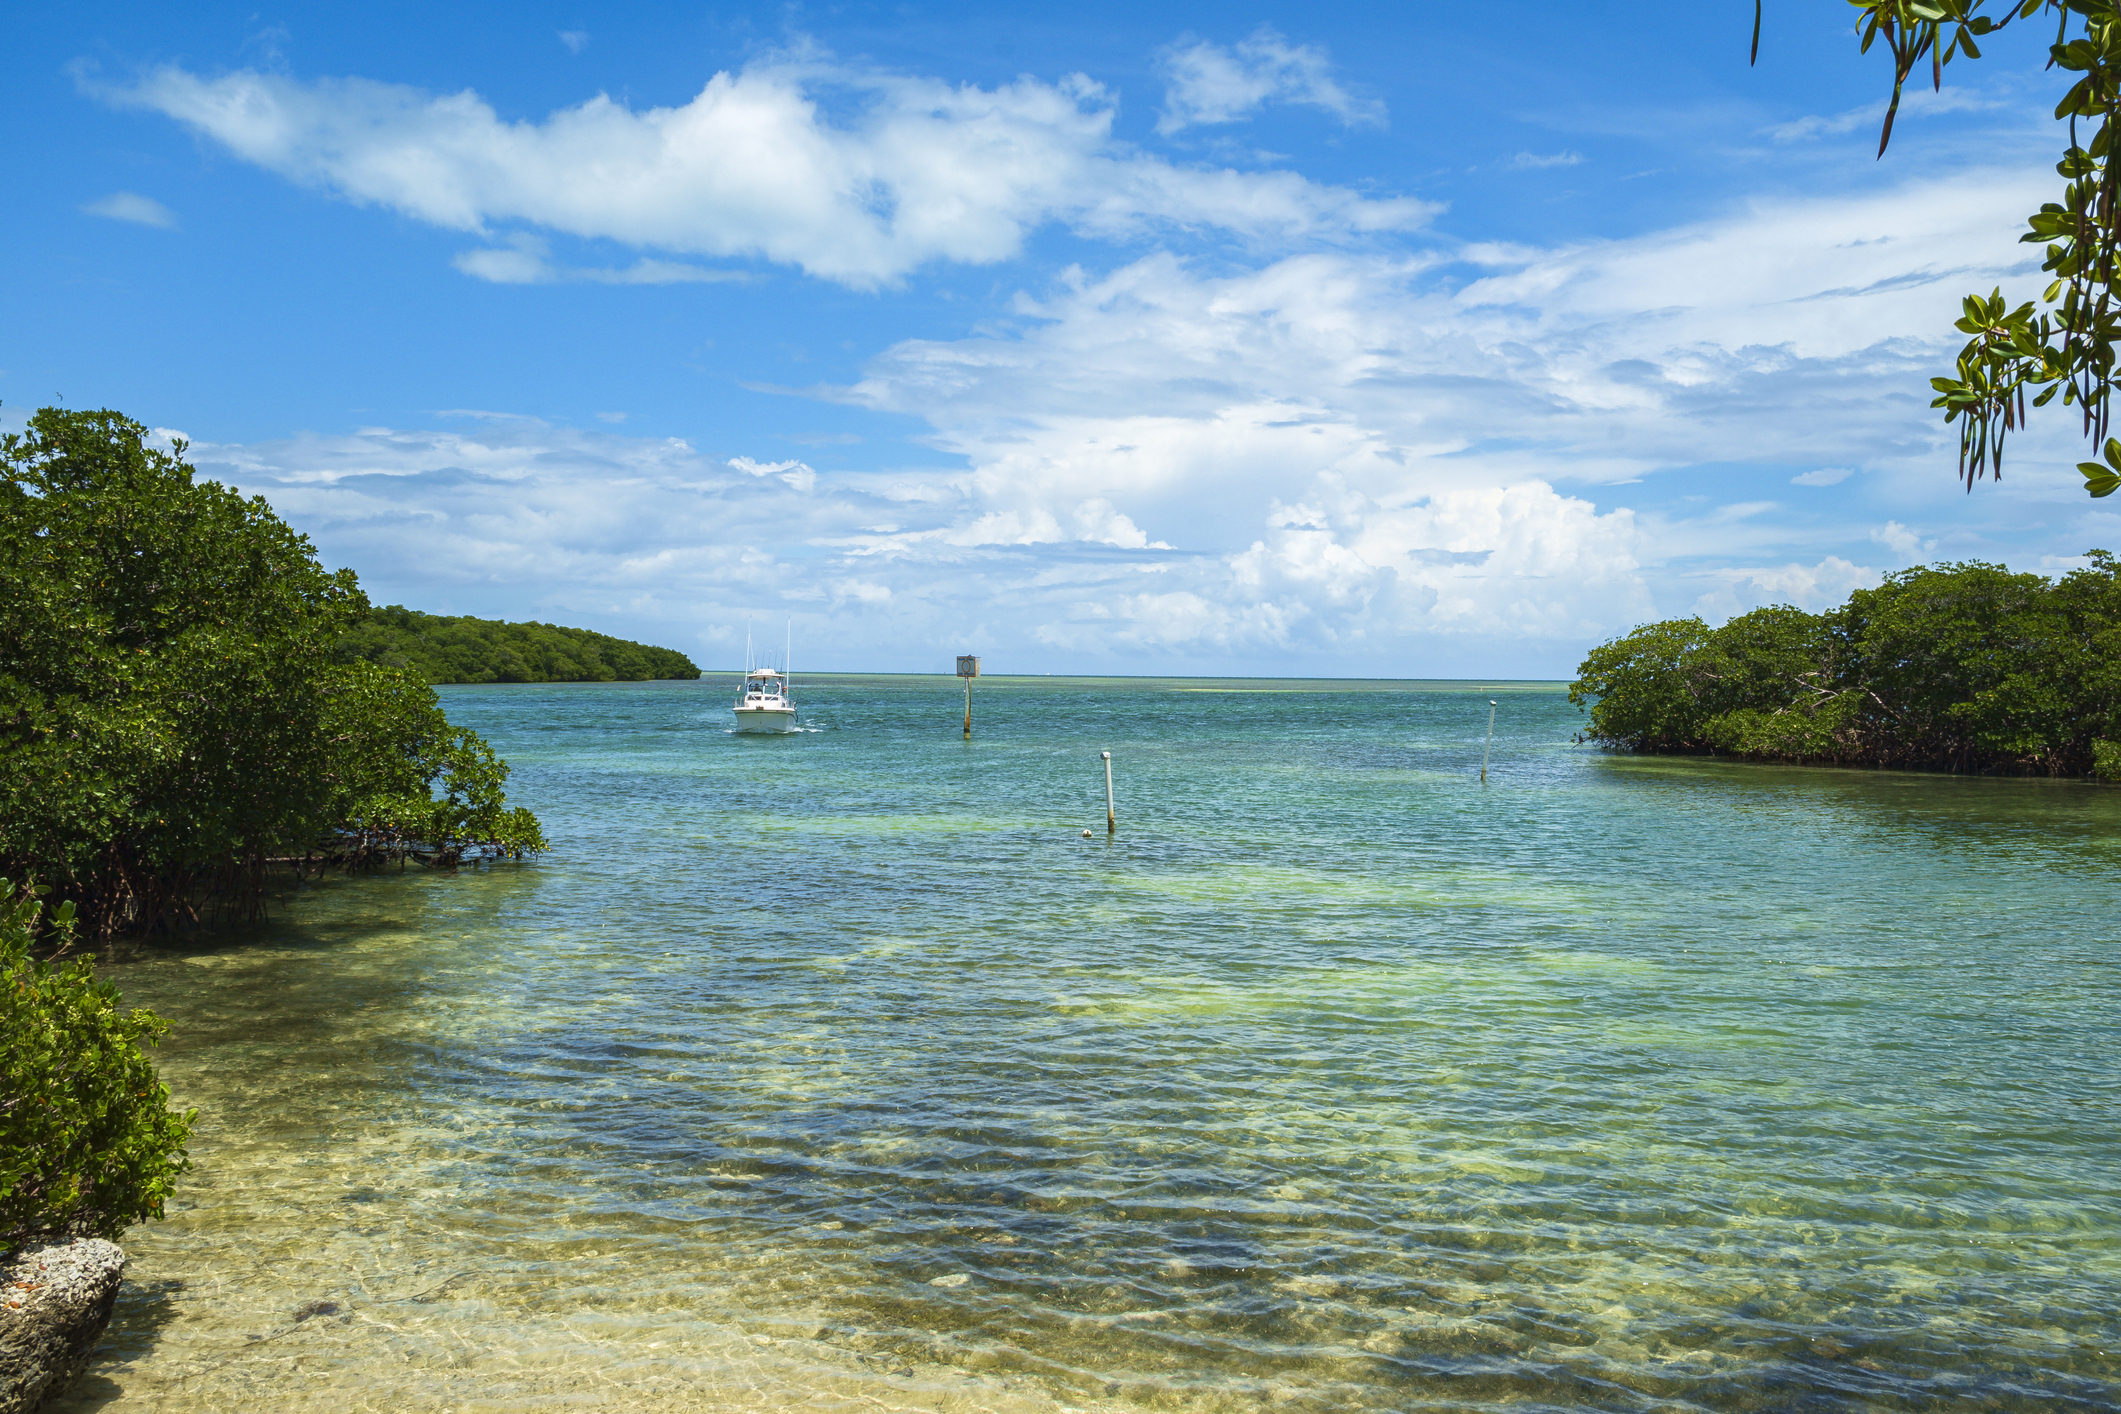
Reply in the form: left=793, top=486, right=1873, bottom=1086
left=60, top=676, right=2121, bottom=1412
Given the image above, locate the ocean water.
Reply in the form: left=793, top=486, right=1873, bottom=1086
left=55, top=675, right=2121, bottom=1413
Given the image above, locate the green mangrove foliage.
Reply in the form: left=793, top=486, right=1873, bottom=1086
left=1572, top=552, right=2121, bottom=777
left=337, top=606, right=699, bottom=684
left=1, top=407, right=545, bottom=937
left=1, top=882, right=193, bottom=1248
left=1758, top=1, right=2121, bottom=496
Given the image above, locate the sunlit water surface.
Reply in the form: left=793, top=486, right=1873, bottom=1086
left=55, top=677, right=2121, bottom=1412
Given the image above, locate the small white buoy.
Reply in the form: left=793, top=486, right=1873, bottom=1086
left=1081, top=829, right=1092, bottom=838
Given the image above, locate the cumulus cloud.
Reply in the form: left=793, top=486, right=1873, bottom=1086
left=1688, top=557, right=1882, bottom=622
left=1155, top=28, right=1384, bottom=135
left=155, top=165, right=2114, bottom=673
left=81, top=191, right=177, bottom=228
left=822, top=163, right=2095, bottom=657
left=849, top=166, right=2057, bottom=538
left=173, top=418, right=1649, bottom=670
left=98, top=53, right=1431, bottom=287
left=1870, top=519, right=1934, bottom=560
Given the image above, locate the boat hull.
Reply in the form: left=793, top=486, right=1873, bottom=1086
left=732, top=706, right=799, bottom=734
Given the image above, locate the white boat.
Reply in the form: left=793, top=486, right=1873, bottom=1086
left=732, top=667, right=797, bottom=733
left=732, top=630, right=799, bottom=733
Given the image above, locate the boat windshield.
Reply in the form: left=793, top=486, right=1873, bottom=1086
left=745, top=679, right=782, bottom=696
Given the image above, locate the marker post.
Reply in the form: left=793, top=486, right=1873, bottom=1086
left=957, top=655, right=980, bottom=738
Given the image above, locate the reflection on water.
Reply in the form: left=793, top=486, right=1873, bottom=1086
left=54, top=678, right=2121, bottom=1411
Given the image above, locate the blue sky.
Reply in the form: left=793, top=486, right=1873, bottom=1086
left=4, top=1, right=2109, bottom=674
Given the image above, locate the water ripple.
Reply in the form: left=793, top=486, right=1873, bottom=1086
left=64, top=678, right=2121, bottom=1413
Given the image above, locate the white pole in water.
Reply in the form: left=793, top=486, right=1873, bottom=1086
left=1481, top=699, right=1497, bottom=784
left=1102, top=751, right=1115, bottom=834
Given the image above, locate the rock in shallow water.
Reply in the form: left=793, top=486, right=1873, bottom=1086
left=0, top=1240, right=125, bottom=1414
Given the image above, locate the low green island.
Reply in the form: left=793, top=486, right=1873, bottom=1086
left=1572, top=552, right=2121, bottom=779
left=337, top=606, right=700, bottom=684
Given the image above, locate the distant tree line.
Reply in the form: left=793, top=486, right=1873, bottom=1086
left=2, top=407, right=545, bottom=940
left=337, top=606, right=699, bottom=684
left=1572, top=553, right=2121, bottom=779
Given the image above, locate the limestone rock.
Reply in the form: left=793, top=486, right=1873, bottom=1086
left=0, top=1240, right=126, bottom=1413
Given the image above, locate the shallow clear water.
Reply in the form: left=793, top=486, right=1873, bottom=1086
left=56, top=676, right=2121, bottom=1412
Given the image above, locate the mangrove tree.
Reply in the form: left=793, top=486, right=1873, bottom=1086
left=1572, top=551, right=2121, bottom=777
left=0, top=406, right=544, bottom=937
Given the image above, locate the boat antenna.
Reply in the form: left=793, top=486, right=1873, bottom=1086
left=786, top=619, right=792, bottom=691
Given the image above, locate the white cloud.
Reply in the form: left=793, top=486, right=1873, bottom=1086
left=81, top=191, right=177, bottom=228
left=1791, top=466, right=1855, bottom=486
left=1688, top=556, right=1881, bottom=622
left=176, top=425, right=859, bottom=631
left=1766, top=107, right=1877, bottom=143
left=449, top=234, right=749, bottom=284
left=157, top=166, right=2113, bottom=674
left=101, top=53, right=1431, bottom=288
left=1870, top=519, right=1934, bottom=560
left=825, top=165, right=2090, bottom=653
left=729, top=455, right=817, bottom=492
left=449, top=245, right=552, bottom=284
left=176, top=418, right=1648, bottom=669
left=558, top=30, right=588, bottom=55
left=1766, top=84, right=2012, bottom=143
left=1504, top=152, right=1583, bottom=170
left=1155, top=28, right=1384, bottom=135
left=849, top=166, right=2055, bottom=538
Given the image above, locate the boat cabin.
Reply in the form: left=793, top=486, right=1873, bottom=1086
left=738, top=670, right=787, bottom=705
